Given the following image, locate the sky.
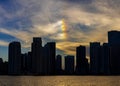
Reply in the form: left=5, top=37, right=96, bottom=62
left=0, top=0, right=120, bottom=61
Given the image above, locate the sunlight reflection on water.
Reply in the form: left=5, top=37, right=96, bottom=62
left=0, top=76, right=119, bottom=86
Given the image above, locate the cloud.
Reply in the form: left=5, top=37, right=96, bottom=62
left=1, top=0, right=120, bottom=56
left=0, top=19, right=67, bottom=47
left=57, top=42, right=88, bottom=55
left=0, top=40, right=9, bottom=46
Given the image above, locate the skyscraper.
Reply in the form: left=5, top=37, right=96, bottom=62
left=108, top=31, right=120, bottom=45
left=108, top=31, right=120, bottom=74
left=65, top=55, right=74, bottom=75
left=101, top=43, right=110, bottom=75
left=44, top=42, right=56, bottom=75
left=26, top=52, right=32, bottom=74
left=0, top=58, right=4, bottom=74
left=75, top=46, right=89, bottom=75
left=90, top=42, right=101, bottom=75
left=31, top=37, right=44, bottom=75
left=8, top=41, right=21, bottom=75
left=56, top=55, right=62, bottom=74
left=21, top=53, right=28, bottom=74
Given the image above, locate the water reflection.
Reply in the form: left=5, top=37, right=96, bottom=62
left=0, top=76, right=119, bottom=86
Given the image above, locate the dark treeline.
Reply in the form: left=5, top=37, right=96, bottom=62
left=1, top=30, right=120, bottom=75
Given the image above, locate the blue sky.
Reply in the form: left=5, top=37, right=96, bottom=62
left=0, top=0, right=120, bottom=61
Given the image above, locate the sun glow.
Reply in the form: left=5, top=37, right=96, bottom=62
left=52, top=19, right=67, bottom=40
left=61, top=19, right=67, bottom=31
left=61, top=19, right=67, bottom=40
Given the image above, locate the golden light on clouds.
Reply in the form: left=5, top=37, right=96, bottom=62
left=61, top=19, right=67, bottom=40
left=56, top=42, right=89, bottom=55
left=61, top=19, right=67, bottom=31
left=52, top=19, right=68, bottom=40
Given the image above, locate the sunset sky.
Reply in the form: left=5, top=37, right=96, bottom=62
left=0, top=0, right=120, bottom=61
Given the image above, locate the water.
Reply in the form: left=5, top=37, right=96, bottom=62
left=0, top=76, right=120, bottom=86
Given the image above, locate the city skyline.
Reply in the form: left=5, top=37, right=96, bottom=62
left=1, top=0, right=120, bottom=61
left=0, top=30, right=119, bottom=61
left=0, top=30, right=119, bottom=75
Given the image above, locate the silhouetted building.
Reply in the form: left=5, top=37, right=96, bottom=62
left=108, top=31, right=120, bottom=74
left=44, top=42, right=56, bottom=75
left=90, top=42, right=101, bottom=75
left=31, top=37, right=44, bottom=75
left=26, top=52, right=32, bottom=74
left=65, top=55, right=74, bottom=75
left=8, top=41, right=21, bottom=75
left=0, top=58, right=8, bottom=75
left=75, top=46, right=89, bottom=75
left=0, top=58, right=3, bottom=63
left=109, top=46, right=120, bottom=74
left=0, top=58, right=4, bottom=74
left=108, top=31, right=120, bottom=45
left=43, top=47, right=48, bottom=75
left=101, top=43, right=110, bottom=75
left=21, top=53, right=28, bottom=74
left=56, top=55, right=62, bottom=75
left=3, top=61, right=8, bottom=75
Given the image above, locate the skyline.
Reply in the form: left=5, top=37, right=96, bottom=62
left=1, top=31, right=120, bottom=75
left=1, top=0, right=120, bottom=61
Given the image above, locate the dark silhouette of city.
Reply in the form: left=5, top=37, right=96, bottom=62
left=1, top=30, right=120, bottom=75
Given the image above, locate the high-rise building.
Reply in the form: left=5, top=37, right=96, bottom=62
left=75, top=46, right=89, bottom=75
left=56, top=55, right=62, bottom=74
left=26, top=52, right=32, bottom=74
left=0, top=58, right=4, bottom=74
left=8, top=41, right=21, bottom=75
left=44, top=42, right=56, bottom=75
left=65, top=55, right=74, bottom=75
left=101, top=43, right=110, bottom=75
left=108, top=31, right=120, bottom=45
left=109, top=46, right=120, bottom=74
left=21, top=53, right=28, bottom=74
left=108, top=31, right=120, bottom=74
left=31, top=37, right=44, bottom=75
left=90, top=42, right=101, bottom=75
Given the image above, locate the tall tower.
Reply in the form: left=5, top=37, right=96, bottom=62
left=108, top=31, right=120, bottom=45
left=0, top=58, right=4, bottom=74
left=108, top=31, right=120, bottom=74
left=8, top=41, right=21, bottom=75
left=90, top=42, right=101, bottom=75
left=44, top=42, right=56, bottom=75
left=31, top=37, right=43, bottom=75
left=75, top=46, right=89, bottom=75
left=56, top=55, right=62, bottom=74
left=101, top=43, right=110, bottom=74
left=65, top=55, right=74, bottom=75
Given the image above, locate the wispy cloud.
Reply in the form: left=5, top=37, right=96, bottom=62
left=0, top=0, right=120, bottom=56
left=57, top=42, right=88, bottom=55
left=0, top=40, right=9, bottom=46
